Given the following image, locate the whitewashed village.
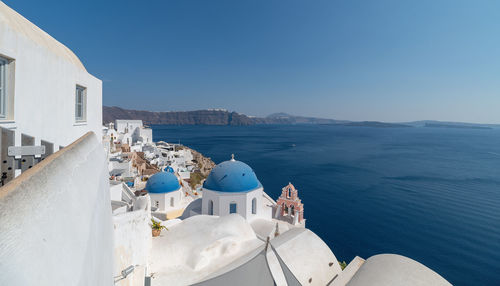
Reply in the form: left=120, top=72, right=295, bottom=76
left=0, top=2, right=451, bottom=286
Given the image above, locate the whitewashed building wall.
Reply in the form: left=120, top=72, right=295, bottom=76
left=202, top=188, right=264, bottom=221
left=113, top=196, right=152, bottom=286
left=0, top=2, right=102, bottom=150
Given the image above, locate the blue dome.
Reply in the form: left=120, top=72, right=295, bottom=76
left=146, top=172, right=181, bottom=193
left=203, top=159, right=262, bottom=193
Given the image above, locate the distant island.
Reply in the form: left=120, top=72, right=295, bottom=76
left=341, top=121, right=412, bottom=128
left=103, top=106, right=499, bottom=129
left=424, top=123, right=492, bottom=130
left=103, top=106, right=255, bottom=126
left=103, top=106, right=346, bottom=126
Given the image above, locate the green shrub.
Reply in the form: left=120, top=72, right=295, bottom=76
left=189, top=172, right=205, bottom=189
left=339, top=260, right=347, bottom=270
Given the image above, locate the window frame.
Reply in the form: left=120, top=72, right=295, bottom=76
left=229, top=202, right=237, bottom=214
left=0, top=56, right=8, bottom=118
left=75, top=85, right=87, bottom=122
left=252, top=198, right=257, bottom=214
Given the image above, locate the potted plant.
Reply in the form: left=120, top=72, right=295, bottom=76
left=151, top=219, right=167, bottom=237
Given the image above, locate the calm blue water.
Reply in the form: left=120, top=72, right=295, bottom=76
left=153, top=124, right=500, bottom=285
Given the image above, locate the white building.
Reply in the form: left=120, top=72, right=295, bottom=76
left=0, top=2, right=102, bottom=183
left=113, top=119, right=152, bottom=145
left=115, top=120, right=143, bottom=134
left=0, top=2, right=102, bottom=148
left=145, top=171, right=183, bottom=212
left=201, top=155, right=271, bottom=221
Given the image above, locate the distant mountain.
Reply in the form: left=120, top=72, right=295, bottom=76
left=103, top=106, right=500, bottom=128
left=102, top=107, right=347, bottom=126
left=103, top=106, right=254, bottom=126
left=424, top=123, right=492, bottom=130
left=342, top=121, right=412, bottom=128
left=405, top=120, right=500, bottom=129
left=264, top=112, right=348, bottom=124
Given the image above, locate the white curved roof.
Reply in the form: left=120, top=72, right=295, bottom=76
left=149, top=215, right=264, bottom=285
left=347, top=254, right=451, bottom=286
left=0, top=2, right=86, bottom=71
left=271, top=228, right=342, bottom=285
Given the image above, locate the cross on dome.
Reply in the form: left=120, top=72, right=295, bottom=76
left=231, top=154, right=235, bottom=161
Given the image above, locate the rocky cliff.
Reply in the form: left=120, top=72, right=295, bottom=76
left=103, top=106, right=344, bottom=125
left=103, top=106, right=254, bottom=126
left=177, top=145, right=215, bottom=189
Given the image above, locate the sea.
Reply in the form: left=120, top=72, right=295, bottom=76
left=152, top=124, right=500, bottom=286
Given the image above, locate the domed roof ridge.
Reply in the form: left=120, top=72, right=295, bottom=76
left=146, top=172, right=181, bottom=194
left=203, top=157, right=262, bottom=193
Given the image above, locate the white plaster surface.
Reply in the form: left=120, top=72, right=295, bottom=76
left=139, top=127, right=153, bottom=143
left=331, top=256, right=365, bottom=286
left=115, top=120, right=143, bottom=134
left=150, top=189, right=182, bottom=212
left=110, top=182, right=124, bottom=201
left=149, top=214, right=263, bottom=285
left=192, top=246, right=274, bottom=286
left=202, top=188, right=271, bottom=221
left=113, top=196, right=152, bottom=286
left=251, top=218, right=291, bottom=240
left=0, top=132, right=114, bottom=286
left=265, top=248, right=288, bottom=286
left=271, top=228, right=342, bottom=286
left=161, top=218, right=182, bottom=228
left=346, top=254, right=452, bottom=286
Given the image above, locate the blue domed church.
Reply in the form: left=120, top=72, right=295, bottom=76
left=146, top=171, right=183, bottom=212
left=202, top=155, right=271, bottom=220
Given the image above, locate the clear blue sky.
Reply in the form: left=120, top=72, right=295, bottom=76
left=5, top=0, right=500, bottom=123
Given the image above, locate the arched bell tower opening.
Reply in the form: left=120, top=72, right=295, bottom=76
left=275, top=183, right=305, bottom=225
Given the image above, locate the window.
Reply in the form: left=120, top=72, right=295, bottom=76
left=252, top=198, right=257, bottom=214
left=0, top=57, right=8, bottom=118
left=229, top=202, right=237, bottom=214
left=170, top=197, right=174, bottom=207
left=208, top=200, right=214, bottom=215
left=75, top=85, right=87, bottom=121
